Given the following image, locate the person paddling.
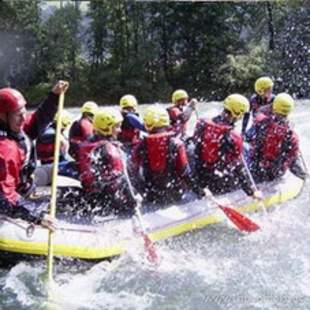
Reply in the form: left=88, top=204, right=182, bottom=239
left=69, top=101, right=98, bottom=161
left=0, top=81, right=69, bottom=230
left=245, top=93, right=306, bottom=182
left=118, top=94, right=145, bottom=152
left=242, top=77, right=275, bottom=135
left=167, top=89, right=197, bottom=139
left=130, top=105, right=205, bottom=207
left=193, top=94, right=262, bottom=199
left=76, top=108, right=137, bottom=217
left=36, top=110, right=72, bottom=164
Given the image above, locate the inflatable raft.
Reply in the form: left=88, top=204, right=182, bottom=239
left=0, top=172, right=305, bottom=264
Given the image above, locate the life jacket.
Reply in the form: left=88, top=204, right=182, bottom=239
left=78, top=138, right=123, bottom=192
left=118, top=112, right=140, bottom=144
left=198, top=119, right=242, bottom=166
left=167, top=106, right=187, bottom=135
left=256, top=116, right=291, bottom=167
left=0, top=93, right=59, bottom=204
left=69, top=117, right=94, bottom=160
left=36, top=126, right=66, bottom=163
left=250, top=93, right=275, bottom=115
left=141, top=131, right=176, bottom=184
left=0, top=127, right=36, bottom=203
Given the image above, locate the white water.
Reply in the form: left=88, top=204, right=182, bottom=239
left=1, top=100, right=310, bottom=310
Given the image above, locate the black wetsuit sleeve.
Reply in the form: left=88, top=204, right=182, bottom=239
left=181, top=164, right=205, bottom=198
left=24, top=92, right=59, bottom=140
left=234, top=162, right=255, bottom=196
left=242, top=112, right=250, bottom=136
left=0, top=194, right=43, bottom=224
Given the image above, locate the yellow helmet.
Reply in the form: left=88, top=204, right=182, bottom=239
left=223, top=94, right=250, bottom=118
left=120, top=94, right=138, bottom=109
left=81, top=101, right=98, bottom=115
left=272, top=93, right=294, bottom=116
left=54, top=110, right=73, bottom=129
left=172, top=89, right=189, bottom=104
left=143, top=105, right=170, bottom=131
left=254, top=77, right=274, bottom=96
left=93, top=108, right=123, bottom=136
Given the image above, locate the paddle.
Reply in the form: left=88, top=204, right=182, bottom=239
left=299, top=152, right=309, bottom=177
left=205, top=190, right=260, bottom=232
left=120, top=151, right=159, bottom=263
left=46, top=90, right=66, bottom=288
left=241, top=154, right=267, bottom=215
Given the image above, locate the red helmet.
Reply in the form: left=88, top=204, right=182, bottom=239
left=0, top=88, right=27, bottom=113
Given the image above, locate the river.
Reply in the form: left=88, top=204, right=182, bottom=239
left=0, top=100, right=309, bottom=310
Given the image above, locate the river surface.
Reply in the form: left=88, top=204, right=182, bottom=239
left=0, top=100, right=310, bottom=310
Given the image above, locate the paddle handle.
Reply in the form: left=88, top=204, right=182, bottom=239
left=47, top=91, right=65, bottom=284
left=241, top=155, right=258, bottom=191
left=120, top=149, right=158, bottom=262
left=120, top=151, right=145, bottom=228
left=299, top=152, right=309, bottom=176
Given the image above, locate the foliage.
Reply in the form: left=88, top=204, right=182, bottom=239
left=218, top=42, right=270, bottom=97
left=0, top=0, right=308, bottom=104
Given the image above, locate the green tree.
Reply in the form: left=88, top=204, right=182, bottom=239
left=0, top=0, right=42, bottom=88
left=39, top=4, right=82, bottom=82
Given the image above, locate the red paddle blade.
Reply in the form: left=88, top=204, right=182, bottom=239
left=219, top=205, right=260, bottom=232
left=141, top=233, right=159, bottom=263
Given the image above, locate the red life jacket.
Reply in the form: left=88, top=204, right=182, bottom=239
left=0, top=93, right=59, bottom=205
left=36, top=126, right=66, bottom=163
left=167, top=106, right=187, bottom=135
left=143, top=131, right=175, bottom=174
left=78, top=139, right=123, bottom=191
left=258, top=117, right=290, bottom=165
left=0, top=127, right=35, bottom=204
left=198, top=119, right=242, bottom=165
left=119, top=112, right=140, bottom=144
left=69, top=117, right=94, bottom=160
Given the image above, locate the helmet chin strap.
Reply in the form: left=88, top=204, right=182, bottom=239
left=5, top=112, right=16, bottom=134
left=0, top=113, right=11, bottom=132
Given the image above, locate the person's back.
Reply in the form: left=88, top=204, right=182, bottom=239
left=246, top=93, right=306, bottom=182
left=78, top=136, right=123, bottom=192
left=69, top=101, right=98, bottom=160
left=131, top=105, right=204, bottom=206
left=194, top=94, right=260, bottom=198
left=135, top=130, right=183, bottom=204
left=118, top=94, right=144, bottom=148
left=242, top=77, right=275, bottom=135
left=167, top=89, right=197, bottom=139
left=76, top=108, right=136, bottom=218
left=36, top=111, right=72, bottom=164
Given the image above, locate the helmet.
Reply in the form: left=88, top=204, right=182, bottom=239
left=0, top=88, right=27, bottom=113
left=93, top=108, right=123, bottom=136
left=143, top=105, right=170, bottom=131
left=272, top=93, right=294, bottom=116
left=54, top=110, right=73, bottom=129
left=120, top=94, right=138, bottom=109
left=223, top=94, right=250, bottom=118
left=172, top=89, right=189, bottom=104
left=81, top=101, right=98, bottom=115
left=254, top=77, right=274, bottom=96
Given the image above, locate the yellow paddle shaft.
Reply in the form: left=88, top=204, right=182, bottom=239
left=47, top=91, right=65, bottom=284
